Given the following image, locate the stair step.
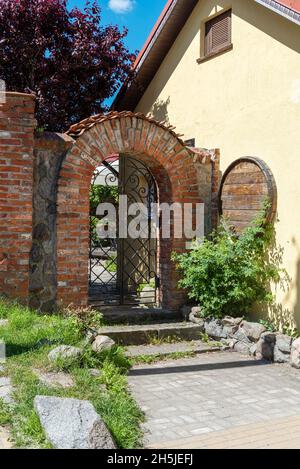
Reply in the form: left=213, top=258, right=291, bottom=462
left=97, top=322, right=204, bottom=346
left=125, top=341, right=226, bottom=359
left=96, top=306, right=180, bottom=325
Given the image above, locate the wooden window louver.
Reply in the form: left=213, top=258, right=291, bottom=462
left=205, top=9, right=232, bottom=57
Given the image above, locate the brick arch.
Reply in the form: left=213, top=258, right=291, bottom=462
left=56, top=112, right=201, bottom=310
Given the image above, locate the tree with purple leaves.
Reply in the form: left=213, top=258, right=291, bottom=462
left=0, top=0, right=136, bottom=131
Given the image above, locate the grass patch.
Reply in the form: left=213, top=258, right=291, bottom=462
left=130, top=351, right=196, bottom=365
left=0, top=298, right=144, bottom=449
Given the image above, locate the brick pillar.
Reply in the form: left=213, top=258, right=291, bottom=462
left=0, top=92, right=36, bottom=301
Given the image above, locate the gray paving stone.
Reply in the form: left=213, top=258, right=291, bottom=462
left=129, top=351, right=300, bottom=447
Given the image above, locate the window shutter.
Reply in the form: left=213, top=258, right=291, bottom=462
left=205, top=10, right=231, bottom=56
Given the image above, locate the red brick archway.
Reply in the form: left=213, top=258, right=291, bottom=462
left=56, top=112, right=202, bottom=311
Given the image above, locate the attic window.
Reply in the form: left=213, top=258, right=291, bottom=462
left=204, top=9, right=232, bottom=58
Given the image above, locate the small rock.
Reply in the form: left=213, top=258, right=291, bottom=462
left=290, top=338, right=300, bottom=369
left=205, top=319, right=226, bottom=340
left=274, top=334, right=293, bottom=364
left=233, top=341, right=252, bottom=355
left=92, top=336, right=115, bottom=353
left=89, top=369, right=102, bottom=378
left=189, top=312, right=205, bottom=328
left=240, top=321, right=266, bottom=342
left=233, top=328, right=252, bottom=345
left=191, top=306, right=201, bottom=315
left=38, top=371, right=75, bottom=389
left=34, top=396, right=116, bottom=449
left=256, top=332, right=276, bottom=361
left=223, top=325, right=239, bottom=338
left=0, top=377, right=14, bottom=404
left=48, top=345, right=82, bottom=363
left=0, top=319, right=9, bottom=327
left=221, top=316, right=243, bottom=327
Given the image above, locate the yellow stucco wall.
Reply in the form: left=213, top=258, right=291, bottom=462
left=135, top=0, right=300, bottom=329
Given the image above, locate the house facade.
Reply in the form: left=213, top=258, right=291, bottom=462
left=115, top=0, right=300, bottom=328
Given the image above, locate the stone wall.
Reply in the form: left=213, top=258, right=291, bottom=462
left=0, top=92, right=36, bottom=300
left=30, top=132, right=73, bottom=312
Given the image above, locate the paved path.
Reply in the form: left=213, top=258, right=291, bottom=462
left=129, top=351, right=300, bottom=449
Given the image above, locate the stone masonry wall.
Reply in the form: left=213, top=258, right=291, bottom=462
left=0, top=92, right=36, bottom=301
left=30, top=132, right=73, bottom=312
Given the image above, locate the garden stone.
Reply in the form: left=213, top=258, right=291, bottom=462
left=0, top=377, right=14, bottom=404
left=0, top=319, right=9, bottom=327
left=240, top=321, right=266, bottom=342
left=48, top=345, right=82, bottom=363
left=256, top=332, right=276, bottom=361
left=290, top=338, right=300, bottom=369
left=92, top=335, right=115, bottom=353
left=234, top=328, right=252, bottom=345
left=234, top=341, right=252, bottom=355
left=37, top=371, right=75, bottom=389
left=191, top=307, right=201, bottom=316
left=274, top=334, right=293, bottom=364
left=223, top=324, right=239, bottom=338
left=205, top=319, right=226, bottom=340
left=34, top=396, right=116, bottom=449
left=221, top=316, right=243, bottom=327
left=189, top=312, right=205, bottom=329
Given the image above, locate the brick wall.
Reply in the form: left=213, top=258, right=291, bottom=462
left=0, top=92, right=36, bottom=300
left=57, top=113, right=214, bottom=311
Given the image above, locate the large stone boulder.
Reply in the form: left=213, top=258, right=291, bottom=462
left=256, top=332, right=276, bottom=361
left=290, top=338, right=300, bottom=369
left=240, top=321, right=266, bottom=342
left=48, top=345, right=82, bottom=363
left=205, top=319, right=226, bottom=340
left=34, top=396, right=116, bottom=449
left=274, top=334, right=293, bottom=363
left=92, top=336, right=115, bottom=354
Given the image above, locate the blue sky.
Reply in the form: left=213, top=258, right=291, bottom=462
left=67, top=0, right=166, bottom=54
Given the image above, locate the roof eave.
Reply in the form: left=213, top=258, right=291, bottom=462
left=255, top=0, right=300, bottom=25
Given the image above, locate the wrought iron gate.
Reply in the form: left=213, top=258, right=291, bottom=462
left=89, top=155, right=158, bottom=306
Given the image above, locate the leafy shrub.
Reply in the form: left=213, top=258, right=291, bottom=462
left=172, top=209, right=283, bottom=319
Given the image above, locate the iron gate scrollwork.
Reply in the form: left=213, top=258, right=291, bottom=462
left=89, top=155, right=158, bottom=306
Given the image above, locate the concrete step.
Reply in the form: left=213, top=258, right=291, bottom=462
left=125, top=340, right=226, bottom=359
left=96, top=306, right=180, bottom=325
left=97, top=322, right=204, bottom=346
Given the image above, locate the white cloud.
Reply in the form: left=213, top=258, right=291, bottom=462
left=108, top=0, right=135, bottom=14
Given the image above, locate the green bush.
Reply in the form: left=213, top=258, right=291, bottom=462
left=172, top=209, right=283, bottom=319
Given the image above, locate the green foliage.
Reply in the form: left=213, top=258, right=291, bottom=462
left=172, top=207, right=284, bottom=319
left=259, top=319, right=276, bottom=332
left=90, top=185, right=119, bottom=215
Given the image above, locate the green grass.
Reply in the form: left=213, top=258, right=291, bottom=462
left=0, top=298, right=144, bottom=449
left=130, top=351, right=196, bottom=365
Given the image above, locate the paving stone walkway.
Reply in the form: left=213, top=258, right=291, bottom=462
left=128, top=351, right=300, bottom=448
